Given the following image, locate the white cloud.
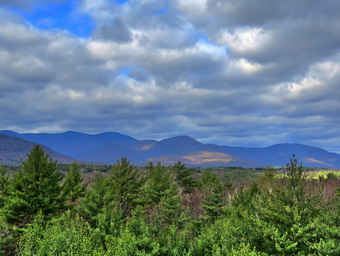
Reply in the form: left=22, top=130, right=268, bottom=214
left=1, top=0, right=340, bottom=152
left=231, top=58, right=263, bottom=74
left=219, top=27, right=269, bottom=54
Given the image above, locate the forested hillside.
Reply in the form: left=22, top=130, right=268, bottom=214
left=0, top=146, right=339, bottom=255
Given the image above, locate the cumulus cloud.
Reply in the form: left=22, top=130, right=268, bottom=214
left=0, top=0, right=340, bottom=153
left=93, top=18, right=132, bottom=43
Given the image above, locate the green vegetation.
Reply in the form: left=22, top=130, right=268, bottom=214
left=0, top=148, right=339, bottom=255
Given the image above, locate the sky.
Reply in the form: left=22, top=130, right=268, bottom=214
left=0, top=0, right=340, bottom=152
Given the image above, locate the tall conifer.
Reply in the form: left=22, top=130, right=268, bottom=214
left=62, top=163, right=86, bottom=202
left=2, top=145, right=65, bottom=224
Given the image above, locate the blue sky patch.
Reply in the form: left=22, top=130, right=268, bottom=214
left=154, top=4, right=168, bottom=15
left=118, top=67, right=132, bottom=77
left=115, top=0, right=129, bottom=4
left=11, top=0, right=95, bottom=38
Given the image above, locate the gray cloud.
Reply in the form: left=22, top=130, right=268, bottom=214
left=174, top=0, right=340, bottom=82
left=93, top=18, right=132, bottom=43
left=0, top=0, right=63, bottom=9
left=0, top=0, right=340, bottom=153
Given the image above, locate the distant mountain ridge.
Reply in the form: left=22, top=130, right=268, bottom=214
left=1, top=130, right=340, bottom=168
left=0, top=130, right=136, bottom=159
left=0, top=134, right=76, bottom=165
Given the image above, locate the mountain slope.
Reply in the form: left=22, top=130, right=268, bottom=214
left=0, top=134, right=76, bottom=165
left=0, top=130, right=136, bottom=159
left=146, top=136, right=206, bottom=157
left=1, top=130, right=340, bottom=167
left=221, top=143, right=340, bottom=168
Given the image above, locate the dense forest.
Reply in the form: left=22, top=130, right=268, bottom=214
left=0, top=145, right=339, bottom=255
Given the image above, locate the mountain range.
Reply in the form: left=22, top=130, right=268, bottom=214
left=0, top=130, right=339, bottom=168
left=0, top=134, right=76, bottom=165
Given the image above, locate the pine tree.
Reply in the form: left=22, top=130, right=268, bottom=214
left=109, top=157, right=145, bottom=218
left=247, top=156, right=326, bottom=254
left=228, top=182, right=259, bottom=214
left=173, top=161, right=196, bottom=194
left=77, top=174, right=121, bottom=236
left=158, top=183, right=183, bottom=226
left=62, top=163, right=86, bottom=202
left=78, top=158, right=145, bottom=237
left=200, top=171, right=225, bottom=221
left=0, top=167, right=9, bottom=208
left=145, top=163, right=186, bottom=228
left=1, top=145, right=65, bottom=224
left=145, top=162, right=173, bottom=204
left=256, top=167, right=277, bottom=192
left=202, top=183, right=225, bottom=221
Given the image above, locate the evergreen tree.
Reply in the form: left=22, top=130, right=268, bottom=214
left=1, top=145, right=65, bottom=224
left=145, top=163, right=186, bottom=228
left=78, top=158, right=145, bottom=238
left=0, top=218, right=18, bottom=256
left=77, top=174, right=121, bottom=237
left=256, top=167, right=277, bottom=192
left=145, top=162, right=173, bottom=204
left=202, top=184, right=225, bottom=221
left=200, top=171, right=225, bottom=221
left=62, top=163, right=86, bottom=202
left=173, top=162, right=196, bottom=194
left=158, top=183, right=183, bottom=226
left=109, top=157, right=145, bottom=218
left=244, top=156, right=330, bottom=254
left=228, top=182, right=259, bottom=214
left=0, top=167, right=9, bottom=208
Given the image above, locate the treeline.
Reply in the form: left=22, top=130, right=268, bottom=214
left=0, top=145, right=339, bottom=255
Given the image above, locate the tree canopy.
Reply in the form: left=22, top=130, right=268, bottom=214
left=0, top=149, right=339, bottom=255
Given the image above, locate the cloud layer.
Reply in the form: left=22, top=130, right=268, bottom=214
left=1, top=0, right=340, bottom=153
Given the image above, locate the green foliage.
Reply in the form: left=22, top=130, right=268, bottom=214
left=200, top=171, right=225, bottom=221
left=77, top=174, right=122, bottom=237
left=0, top=218, right=19, bottom=256
left=145, top=162, right=186, bottom=228
left=145, top=162, right=173, bottom=204
left=18, top=211, right=104, bottom=256
left=285, top=155, right=306, bottom=199
left=105, top=207, right=160, bottom=256
left=202, top=186, right=225, bottom=221
left=157, top=183, right=184, bottom=227
left=231, top=155, right=337, bottom=255
left=1, top=155, right=339, bottom=255
left=1, top=145, right=65, bottom=224
left=156, top=225, right=191, bottom=256
left=191, top=156, right=340, bottom=255
left=78, top=158, right=145, bottom=239
left=62, top=163, right=86, bottom=202
left=229, top=242, right=268, bottom=256
left=256, top=167, right=276, bottom=191
left=0, top=167, right=9, bottom=208
left=173, top=162, right=196, bottom=194
left=229, top=182, right=259, bottom=210
left=198, top=170, right=220, bottom=189
left=108, top=157, right=145, bottom=218
left=189, top=217, right=235, bottom=255
left=306, top=189, right=340, bottom=255
left=191, top=183, right=260, bottom=255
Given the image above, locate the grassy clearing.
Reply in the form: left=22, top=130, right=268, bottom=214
left=305, top=170, right=340, bottom=179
